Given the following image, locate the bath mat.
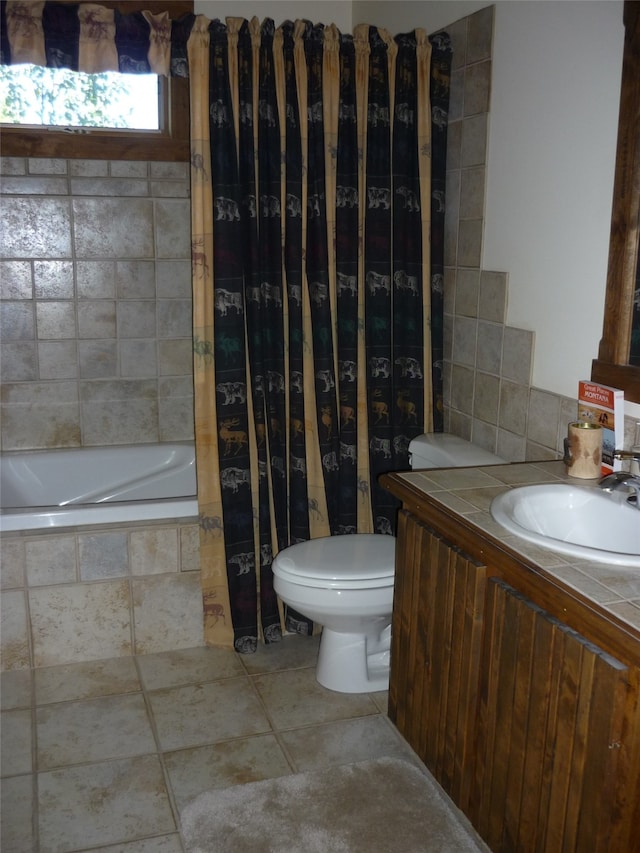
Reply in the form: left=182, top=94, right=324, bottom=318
left=180, top=756, right=487, bottom=852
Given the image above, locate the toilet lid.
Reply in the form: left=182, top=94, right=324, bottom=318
left=272, top=534, right=396, bottom=589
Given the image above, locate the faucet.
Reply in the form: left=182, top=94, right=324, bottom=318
left=598, top=470, right=640, bottom=509
left=613, top=449, right=640, bottom=463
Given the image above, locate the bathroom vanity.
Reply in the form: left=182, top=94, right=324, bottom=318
left=381, top=462, right=640, bottom=853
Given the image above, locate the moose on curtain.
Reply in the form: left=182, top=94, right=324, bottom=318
left=188, top=16, right=451, bottom=654
left=0, top=1, right=450, bottom=657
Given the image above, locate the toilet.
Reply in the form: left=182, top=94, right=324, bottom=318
left=272, top=433, right=504, bottom=693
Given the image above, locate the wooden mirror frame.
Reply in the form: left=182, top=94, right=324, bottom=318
left=591, top=0, right=640, bottom=402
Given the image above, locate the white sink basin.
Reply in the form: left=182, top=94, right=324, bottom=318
left=490, top=484, right=640, bottom=568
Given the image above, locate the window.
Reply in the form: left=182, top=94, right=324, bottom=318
left=0, top=1, right=192, bottom=161
left=1, top=65, right=160, bottom=130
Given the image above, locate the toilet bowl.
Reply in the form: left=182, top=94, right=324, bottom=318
left=273, top=534, right=396, bottom=693
left=272, top=433, right=505, bottom=694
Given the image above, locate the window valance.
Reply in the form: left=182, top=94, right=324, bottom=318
left=0, top=1, right=194, bottom=76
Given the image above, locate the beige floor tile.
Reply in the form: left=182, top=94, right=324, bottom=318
left=136, top=644, right=244, bottom=690
left=252, top=666, right=378, bottom=729
left=370, top=690, right=389, bottom=713
left=280, top=715, right=418, bottom=772
left=0, top=668, right=32, bottom=710
left=37, top=694, right=156, bottom=770
left=147, top=678, right=271, bottom=751
left=1, top=708, right=33, bottom=776
left=238, top=632, right=320, bottom=674
left=0, top=773, right=35, bottom=853
left=132, top=573, right=203, bottom=655
left=38, top=755, right=176, bottom=851
left=35, top=657, right=141, bottom=705
left=165, top=733, right=292, bottom=811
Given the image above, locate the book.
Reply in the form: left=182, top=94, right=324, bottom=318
left=577, top=381, right=624, bottom=474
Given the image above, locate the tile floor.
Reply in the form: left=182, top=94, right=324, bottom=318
left=1, top=634, right=462, bottom=853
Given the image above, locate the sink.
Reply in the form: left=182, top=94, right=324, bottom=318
left=490, top=484, right=640, bottom=568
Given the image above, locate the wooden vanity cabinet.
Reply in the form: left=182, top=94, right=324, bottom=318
left=383, top=480, right=640, bottom=853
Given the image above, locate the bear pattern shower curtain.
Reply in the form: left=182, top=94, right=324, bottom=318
left=0, top=2, right=450, bottom=654
left=187, top=16, right=450, bottom=653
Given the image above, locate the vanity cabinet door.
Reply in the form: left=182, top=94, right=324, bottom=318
left=389, top=510, right=639, bottom=853
left=390, top=510, right=487, bottom=808
left=470, top=578, right=633, bottom=853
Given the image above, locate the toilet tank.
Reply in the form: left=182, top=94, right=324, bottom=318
left=409, top=433, right=505, bottom=469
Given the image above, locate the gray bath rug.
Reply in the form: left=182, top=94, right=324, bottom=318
left=180, top=756, right=488, bottom=852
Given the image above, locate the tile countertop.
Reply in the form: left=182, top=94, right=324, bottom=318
left=392, top=460, right=640, bottom=635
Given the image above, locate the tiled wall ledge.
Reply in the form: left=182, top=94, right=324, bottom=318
left=442, top=265, right=639, bottom=464
left=0, top=156, right=191, bottom=196
left=0, top=520, right=202, bottom=671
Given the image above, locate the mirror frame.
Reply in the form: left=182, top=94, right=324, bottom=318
left=591, top=0, right=640, bottom=402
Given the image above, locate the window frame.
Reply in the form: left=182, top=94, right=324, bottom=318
left=591, top=0, right=640, bottom=402
left=0, top=0, right=192, bottom=162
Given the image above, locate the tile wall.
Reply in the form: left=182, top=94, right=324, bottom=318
left=0, top=158, right=200, bottom=672
left=0, top=157, right=194, bottom=450
left=441, top=7, right=636, bottom=460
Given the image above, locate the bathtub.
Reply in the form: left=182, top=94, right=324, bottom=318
left=0, top=443, right=198, bottom=532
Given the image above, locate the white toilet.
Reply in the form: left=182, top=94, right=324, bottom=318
left=272, top=433, right=504, bottom=693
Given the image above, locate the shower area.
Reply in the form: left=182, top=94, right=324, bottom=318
left=0, top=155, right=204, bottom=668
left=0, top=5, right=497, bottom=673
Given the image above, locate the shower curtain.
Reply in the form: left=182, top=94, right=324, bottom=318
left=0, top=2, right=451, bottom=654
left=186, top=16, right=450, bottom=652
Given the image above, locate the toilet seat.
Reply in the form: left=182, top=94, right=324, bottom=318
left=272, top=534, right=396, bottom=590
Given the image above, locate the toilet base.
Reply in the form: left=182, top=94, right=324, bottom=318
left=316, top=625, right=391, bottom=693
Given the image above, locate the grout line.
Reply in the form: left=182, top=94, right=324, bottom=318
left=132, top=653, right=184, bottom=843
left=31, top=668, right=41, bottom=853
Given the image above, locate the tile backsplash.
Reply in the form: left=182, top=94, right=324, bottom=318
left=441, top=6, right=636, bottom=462
left=0, top=157, right=194, bottom=451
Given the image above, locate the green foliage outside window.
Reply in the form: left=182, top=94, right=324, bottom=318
left=0, top=64, right=159, bottom=129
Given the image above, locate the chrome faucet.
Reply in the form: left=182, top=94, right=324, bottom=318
left=613, top=448, right=640, bottom=463
left=599, top=470, right=640, bottom=509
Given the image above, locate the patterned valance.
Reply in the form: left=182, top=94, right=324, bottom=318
left=0, top=1, right=194, bottom=76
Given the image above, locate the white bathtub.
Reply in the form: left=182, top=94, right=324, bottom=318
left=0, top=443, right=198, bottom=532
